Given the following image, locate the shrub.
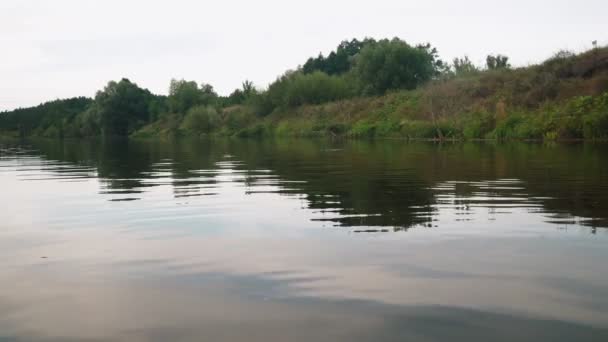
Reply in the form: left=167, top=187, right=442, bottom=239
left=373, top=119, right=401, bottom=136
left=224, top=107, right=255, bottom=131
left=582, top=92, right=608, bottom=139
left=180, top=105, right=219, bottom=135
left=515, top=117, right=544, bottom=140
left=490, top=115, right=524, bottom=140
left=462, top=112, right=494, bottom=139
left=583, top=112, right=608, bottom=139
left=327, top=123, right=348, bottom=136
left=283, top=72, right=354, bottom=107
left=436, top=121, right=461, bottom=139
left=42, top=125, right=60, bottom=138
left=400, top=120, right=439, bottom=139
left=350, top=120, right=377, bottom=137
left=236, top=123, right=269, bottom=138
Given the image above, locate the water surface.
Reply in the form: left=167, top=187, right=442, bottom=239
left=1, top=138, right=607, bottom=341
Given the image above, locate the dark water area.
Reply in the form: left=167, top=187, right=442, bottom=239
left=1, top=138, right=607, bottom=341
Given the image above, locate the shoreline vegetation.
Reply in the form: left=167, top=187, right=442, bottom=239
left=1, top=38, right=607, bottom=141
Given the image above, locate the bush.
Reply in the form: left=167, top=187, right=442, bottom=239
left=516, top=119, right=544, bottom=139
left=72, top=106, right=101, bottom=137
left=462, top=112, right=494, bottom=139
left=348, top=119, right=400, bottom=138
left=436, top=121, right=461, bottom=139
left=42, top=125, right=61, bottom=138
left=374, top=119, right=401, bottom=136
left=582, top=92, right=608, bottom=139
left=236, top=123, right=269, bottom=138
left=224, top=107, right=255, bottom=131
left=283, top=72, right=354, bottom=107
left=180, top=105, right=219, bottom=135
left=327, top=123, right=348, bottom=135
left=490, top=115, right=524, bottom=140
left=400, top=120, right=439, bottom=139
left=350, top=120, right=377, bottom=137
left=583, top=112, right=608, bottom=139
left=490, top=114, right=544, bottom=140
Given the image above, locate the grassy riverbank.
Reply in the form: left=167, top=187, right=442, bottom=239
left=197, top=89, right=608, bottom=141
left=3, top=40, right=608, bottom=141
left=134, top=46, right=608, bottom=140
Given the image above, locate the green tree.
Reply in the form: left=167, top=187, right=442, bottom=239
left=283, top=71, right=354, bottom=107
left=199, top=83, right=218, bottom=106
left=416, top=42, right=448, bottom=75
left=486, top=54, right=510, bottom=70
left=96, top=78, right=152, bottom=136
left=226, top=80, right=257, bottom=106
left=241, top=80, right=256, bottom=98
left=180, top=105, right=219, bottom=135
left=0, top=97, right=92, bottom=136
left=147, top=95, right=168, bottom=123
left=302, top=38, right=374, bottom=75
left=353, top=38, right=440, bottom=95
left=168, top=79, right=201, bottom=113
left=74, top=106, right=101, bottom=137
left=227, top=89, right=245, bottom=105
left=167, top=79, right=218, bottom=114
left=453, top=56, right=478, bottom=75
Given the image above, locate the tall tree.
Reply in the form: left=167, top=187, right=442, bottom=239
left=453, top=56, right=478, bottom=75
left=486, top=54, right=511, bottom=70
left=96, top=78, right=152, bottom=136
left=302, top=38, right=374, bottom=75
left=168, top=79, right=218, bottom=113
left=353, top=38, right=440, bottom=95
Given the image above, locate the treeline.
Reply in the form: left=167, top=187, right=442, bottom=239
left=0, top=37, right=447, bottom=138
left=249, top=38, right=445, bottom=114
left=0, top=97, right=93, bottom=137
left=1, top=37, right=607, bottom=140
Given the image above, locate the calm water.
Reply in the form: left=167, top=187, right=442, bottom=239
left=1, top=138, right=608, bottom=341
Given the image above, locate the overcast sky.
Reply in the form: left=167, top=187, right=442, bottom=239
left=1, top=0, right=606, bottom=111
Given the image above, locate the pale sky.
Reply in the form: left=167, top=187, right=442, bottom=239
left=1, top=0, right=606, bottom=111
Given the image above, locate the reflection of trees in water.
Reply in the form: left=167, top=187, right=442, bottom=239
left=160, top=139, right=225, bottom=199
left=24, top=138, right=608, bottom=232
left=27, top=138, right=227, bottom=200
left=229, top=140, right=608, bottom=232
left=228, top=140, right=438, bottom=230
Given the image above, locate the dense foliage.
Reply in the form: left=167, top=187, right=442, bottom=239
left=225, top=81, right=257, bottom=106
left=0, top=97, right=92, bottom=137
left=1, top=38, right=607, bottom=140
left=180, top=105, right=220, bottom=135
left=257, top=71, right=354, bottom=112
left=353, top=39, right=443, bottom=95
left=452, top=56, right=478, bottom=75
left=96, top=79, right=156, bottom=136
left=486, top=54, right=511, bottom=70
left=302, top=38, right=373, bottom=75
left=251, top=37, right=445, bottom=115
left=168, top=79, right=218, bottom=113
